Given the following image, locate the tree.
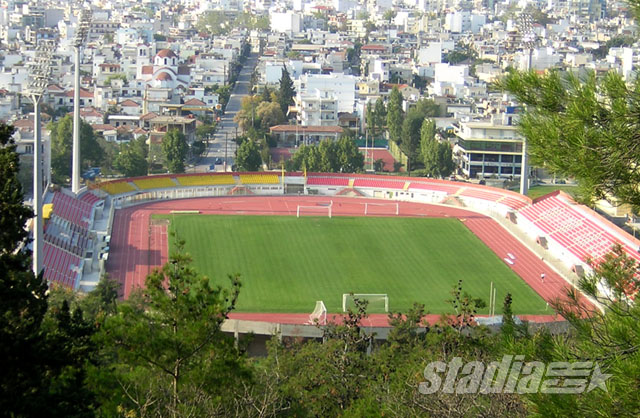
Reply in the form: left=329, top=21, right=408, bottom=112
left=195, top=122, right=216, bottom=142
left=162, top=129, right=188, bottom=173
left=383, top=9, right=397, bottom=25
left=49, top=114, right=105, bottom=184
left=236, top=139, right=262, bottom=171
left=256, top=100, right=285, bottom=130
left=114, top=137, right=149, bottom=177
left=277, top=67, right=295, bottom=115
left=498, top=69, right=640, bottom=206
left=94, top=241, right=247, bottom=417
left=0, top=123, right=96, bottom=416
left=336, top=136, right=365, bottom=173
left=387, top=86, right=403, bottom=143
left=421, top=119, right=454, bottom=178
left=366, top=101, right=375, bottom=135
left=373, top=97, right=387, bottom=135
left=400, top=108, right=424, bottom=173
left=191, top=140, right=205, bottom=157
left=234, top=95, right=262, bottom=133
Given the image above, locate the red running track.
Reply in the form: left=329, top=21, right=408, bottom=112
left=107, top=195, right=590, bottom=324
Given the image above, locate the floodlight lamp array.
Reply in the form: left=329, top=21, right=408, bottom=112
left=26, top=40, right=57, bottom=97
left=73, top=8, right=92, bottom=47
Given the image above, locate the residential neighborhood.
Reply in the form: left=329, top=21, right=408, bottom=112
left=0, top=0, right=635, bottom=189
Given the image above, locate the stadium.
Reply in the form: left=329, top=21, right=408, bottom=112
left=41, top=171, right=640, bottom=327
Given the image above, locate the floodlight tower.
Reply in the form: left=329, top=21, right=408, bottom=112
left=518, top=14, right=536, bottom=196
left=71, top=8, right=92, bottom=194
left=26, top=39, right=56, bottom=275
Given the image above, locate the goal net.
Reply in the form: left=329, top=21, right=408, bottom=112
left=308, top=300, right=327, bottom=325
left=297, top=203, right=332, bottom=218
left=364, top=202, right=399, bottom=216
left=342, top=293, right=389, bottom=313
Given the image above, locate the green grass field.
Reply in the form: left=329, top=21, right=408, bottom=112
left=162, top=215, right=549, bottom=315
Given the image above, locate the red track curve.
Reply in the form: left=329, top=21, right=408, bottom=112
left=107, top=196, right=590, bottom=325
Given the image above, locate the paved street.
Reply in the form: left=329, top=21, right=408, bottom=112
left=193, top=53, right=258, bottom=173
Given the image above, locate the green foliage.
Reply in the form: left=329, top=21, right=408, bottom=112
left=443, top=41, right=477, bottom=65
left=236, top=139, right=262, bottom=171
left=421, top=119, right=454, bottom=178
left=104, top=73, right=127, bottom=86
left=93, top=240, right=246, bottom=417
left=289, top=136, right=363, bottom=173
left=191, top=140, right=205, bottom=157
left=49, top=115, right=105, bottom=184
left=198, top=11, right=269, bottom=34
left=195, top=122, right=216, bottom=141
left=114, top=136, right=148, bottom=177
left=162, top=129, right=188, bottom=173
left=0, top=123, right=97, bottom=417
left=532, top=244, right=640, bottom=416
left=277, top=67, right=295, bottom=114
left=234, top=95, right=262, bottom=133
left=387, top=86, right=404, bottom=143
left=373, top=97, right=387, bottom=133
left=593, top=35, right=636, bottom=59
left=256, top=100, right=285, bottom=130
left=498, top=69, right=640, bottom=206
left=373, top=158, right=386, bottom=172
left=400, top=107, right=424, bottom=171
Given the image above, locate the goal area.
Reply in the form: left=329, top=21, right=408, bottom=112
left=342, top=293, right=389, bottom=313
left=364, top=202, right=399, bottom=216
left=308, top=300, right=327, bottom=325
left=297, top=202, right=332, bottom=218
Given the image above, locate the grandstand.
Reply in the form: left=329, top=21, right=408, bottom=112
left=353, top=178, right=406, bottom=190
left=177, top=174, right=235, bottom=186
left=40, top=190, right=104, bottom=289
left=43, top=242, right=83, bottom=289
left=51, top=191, right=95, bottom=228
left=239, top=173, right=279, bottom=184
left=97, top=180, right=136, bottom=195
left=306, top=176, right=349, bottom=186
left=517, top=192, right=640, bottom=266
left=133, top=177, right=177, bottom=190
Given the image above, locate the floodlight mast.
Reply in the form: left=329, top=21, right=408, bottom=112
left=518, top=14, right=536, bottom=197
left=72, top=8, right=92, bottom=194
left=26, top=39, right=56, bottom=275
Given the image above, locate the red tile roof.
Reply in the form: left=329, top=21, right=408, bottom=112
left=184, top=98, right=206, bottom=106
left=64, top=88, right=93, bottom=98
left=120, top=99, right=140, bottom=107
left=156, top=49, right=177, bottom=58
left=156, top=72, right=173, bottom=81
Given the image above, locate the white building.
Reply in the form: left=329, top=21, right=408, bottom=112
left=270, top=12, right=303, bottom=34
left=297, top=90, right=338, bottom=126
left=298, top=74, right=357, bottom=114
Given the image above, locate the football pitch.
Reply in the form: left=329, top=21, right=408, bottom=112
left=162, top=214, right=549, bottom=315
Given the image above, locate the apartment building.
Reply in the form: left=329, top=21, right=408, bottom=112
left=453, top=112, right=524, bottom=180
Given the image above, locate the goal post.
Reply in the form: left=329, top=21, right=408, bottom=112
left=308, top=300, right=327, bottom=325
left=342, top=293, right=389, bottom=313
left=297, top=204, right=332, bottom=218
left=364, top=202, right=399, bottom=216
